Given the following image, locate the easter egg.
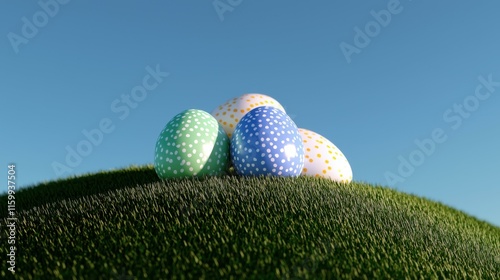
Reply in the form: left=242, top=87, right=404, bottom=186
left=211, top=93, right=286, bottom=138
left=231, top=106, right=304, bottom=176
left=298, top=128, right=353, bottom=183
left=154, top=109, right=230, bottom=179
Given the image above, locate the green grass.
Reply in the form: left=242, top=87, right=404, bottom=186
left=1, top=165, right=499, bottom=279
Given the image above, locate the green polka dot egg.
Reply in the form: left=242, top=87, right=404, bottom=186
left=154, top=109, right=230, bottom=179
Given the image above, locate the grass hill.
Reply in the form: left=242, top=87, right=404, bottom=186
left=1, top=165, right=499, bottom=279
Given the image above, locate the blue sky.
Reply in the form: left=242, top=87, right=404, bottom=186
left=1, top=1, right=499, bottom=226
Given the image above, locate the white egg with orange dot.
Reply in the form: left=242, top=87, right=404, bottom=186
left=211, top=93, right=286, bottom=138
left=298, top=128, right=353, bottom=183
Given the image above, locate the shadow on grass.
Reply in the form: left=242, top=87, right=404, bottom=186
left=0, top=165, right=160, bottom=217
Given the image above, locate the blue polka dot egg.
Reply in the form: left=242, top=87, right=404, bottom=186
left=231, top=106, right=304, bottom=176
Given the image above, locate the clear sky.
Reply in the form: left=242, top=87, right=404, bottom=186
left=1, top=1, right=499, bottom=226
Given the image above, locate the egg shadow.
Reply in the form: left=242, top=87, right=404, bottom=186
left=198, top=129, right=232, bottom=176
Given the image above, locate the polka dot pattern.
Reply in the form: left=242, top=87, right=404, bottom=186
left=211, top=93, right=286, bottom=138
left=298, top=128, right=353, bottom=183
left=154, top=109, right=230, bottom=179
left=231, top=106, right=304, bottom=177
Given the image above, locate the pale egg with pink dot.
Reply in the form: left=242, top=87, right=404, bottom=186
left=211, top=93, right=286, bottom=138
left=298, top=128, right=353, bottom=183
